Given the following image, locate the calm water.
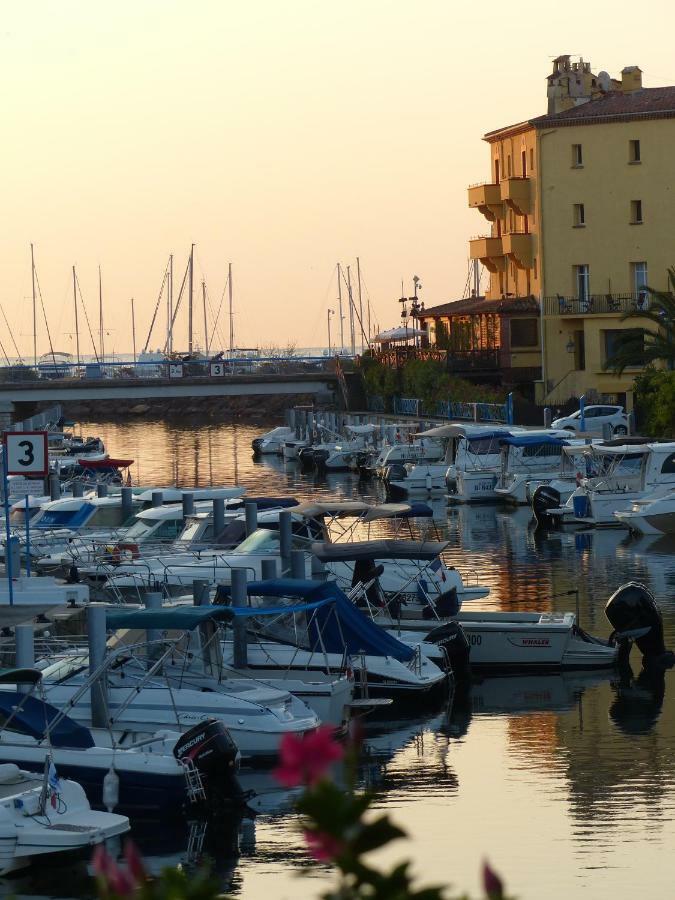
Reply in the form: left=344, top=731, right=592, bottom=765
left=33, top=419, right=675, bottom=898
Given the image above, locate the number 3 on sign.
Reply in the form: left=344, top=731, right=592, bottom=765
left=5, top=432, right=49, bottom=476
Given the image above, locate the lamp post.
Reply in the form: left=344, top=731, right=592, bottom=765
left=327, top=309, right=335, bottom=356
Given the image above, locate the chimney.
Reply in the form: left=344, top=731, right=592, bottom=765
left=547, top=55, right=596, bottom=114
left=621, top=66, right=643, bottom=92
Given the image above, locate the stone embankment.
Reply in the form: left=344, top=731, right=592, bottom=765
left=59, top=393, right=324, bottom=422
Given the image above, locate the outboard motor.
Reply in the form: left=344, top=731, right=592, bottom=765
left=313, top=448, right=330, bottom=471
left=298, top=447, right=315, bottom=469
left=251, top=438, right=264, bottom=454
left=384, top=463, right=407, bottom=484
left=424, top=620, right=471, bottom=682
left=605, top=582, right=674, bottom=668
left=173, top=719, right=242, bottom=805
left=532, top=485, right=562, bottom=529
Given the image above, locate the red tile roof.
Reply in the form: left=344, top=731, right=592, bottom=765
left=420, top=296, right=539, bottom=317
left=532, top=86, right=675, bottom=126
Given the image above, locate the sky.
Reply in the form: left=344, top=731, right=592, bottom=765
left=0, top=0, right=672, bottom=358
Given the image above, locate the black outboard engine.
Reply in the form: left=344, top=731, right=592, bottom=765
left=313, top=448, right=331, bottom=471
left=298, top=447, right=315, bottom=469
left=605, top=582, right=674, bottom=668
left=384, top=463, right=407, bottom=483
left=424, top=620, right=471, bottom=682
left=251, top=437, right=264, bottom=454
left=532, top=485, right=562, bottom=529
left=173, top=719, right=242, bottom=806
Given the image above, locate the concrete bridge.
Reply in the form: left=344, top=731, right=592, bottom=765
left=0, top=371, right=339, bottom=421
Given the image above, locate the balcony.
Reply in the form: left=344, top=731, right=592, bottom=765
left=469, top=236, right=504, bottom=273
left=447, top=349, right=501, bottom=371
left=500, top=176, right=532, bottom=215
left=467, top=182, right=503, bottom=221
left=543, top=292, right=652, bottom=316
left=502, top=232, right=533, bottom=269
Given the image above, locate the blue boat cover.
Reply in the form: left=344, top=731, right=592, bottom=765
left=498, top=435, right=567, bottom=448
left=35, top=502, right=96, bottom=530
left=401, top=502, right=433, bottom=518
left=107, top=597, right=333, bottom=630
left=227, top=497, right=299, bottom=511
left=224, top=579, right=415, bottom=662
left=0, top=691, right=94, bottom=749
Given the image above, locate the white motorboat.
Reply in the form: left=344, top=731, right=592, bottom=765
left=315, top=424, right=379, bottom=472
left=614, top=489, right=675, bottom=534
left=386, top=424, right=518, bottom=499
left=0, top=670, right=242, bottom=815
left=215, top=578, right=449, bottom=699
left=494, top=432, right=572, bottom=504
left=252, top=427, right=295, bottom=456
left=0, top=576, right=89, bottom=626
left=35, top=606, right=321, bottom=763
left=0, top=763, right=128, bottom=874
left=373, top=435, right=443, bottom=476
left=543, top=441, right=675, bottom=527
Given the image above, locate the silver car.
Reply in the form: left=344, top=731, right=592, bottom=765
left=551, top=404, right=628, bottom=435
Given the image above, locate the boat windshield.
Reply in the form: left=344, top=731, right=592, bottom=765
left=39, top=653, right=89, bottom=683
left=234, top=528, right=310, bottom=554
left=123, top=518, right=156, bottom=540
left=589, top=452, right=645, bottom=478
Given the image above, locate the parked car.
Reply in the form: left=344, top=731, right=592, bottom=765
left=551, top=405, right=628, bottom=435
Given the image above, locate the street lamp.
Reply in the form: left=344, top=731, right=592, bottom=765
left=327, top=309, right=335, bottom=356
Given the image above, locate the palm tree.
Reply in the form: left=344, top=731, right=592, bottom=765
left=605, top=267, right=675, bottom=374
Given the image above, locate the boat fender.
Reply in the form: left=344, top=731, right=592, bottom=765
left=103, top=765, right=120, bottom=812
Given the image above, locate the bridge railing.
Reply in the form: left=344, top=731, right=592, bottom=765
left=0, top=356, right=347, bottom=384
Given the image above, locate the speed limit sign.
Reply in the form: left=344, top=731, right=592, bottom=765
left=4, top=431, right=49, bottom=476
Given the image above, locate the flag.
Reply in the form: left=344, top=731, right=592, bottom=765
left=48, top=761, right=61, bottom=794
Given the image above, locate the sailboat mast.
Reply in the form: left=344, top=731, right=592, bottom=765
left=168, top=254, right=174, bottom=354
left=98, top=265, right=105, bottom=364
left=356, top=256, right=364, bottom=352
left=131, top=298, right=137, bottom=365
left=228, top=262, right=233, bottom=352
left=188, top=244, right=194, bottom=354
left=346, top=265, right=356, bottom=356
left=30, top=244, right=37, bottom=368
left=336, top=263, right=344, bottom=352
left=72, top=265, right=80, bottom=367
left=202, top=280, right=209, bottom=356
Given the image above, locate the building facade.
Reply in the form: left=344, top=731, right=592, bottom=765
left=466, top=56, right=675, bottom=407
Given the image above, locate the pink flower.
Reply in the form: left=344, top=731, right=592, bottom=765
left=123, top=841, right=146, bottom=884
left=91, top=843, right=141, bottom=897
left=273, top=725, right=344, bottom=787
left=304, top=829, right=345, bottom=862
left=482, top=860, right=505, bottom=899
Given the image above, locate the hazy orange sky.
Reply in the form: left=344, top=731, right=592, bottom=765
left=1, top=0, right=671, bottom=357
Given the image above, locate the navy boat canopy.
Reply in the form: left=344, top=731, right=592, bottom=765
left=310, top=540, right=448, bottom=562
left=220, top=579, right=415, bottom=663
left=227, top=497, right=299, bottom=511
left=0, top=692, right=95, bottom=749
left=498, top=435, right=567, bottom=448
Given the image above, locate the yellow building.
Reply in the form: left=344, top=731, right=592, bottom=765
left=468, top=55, right=675, bottom=408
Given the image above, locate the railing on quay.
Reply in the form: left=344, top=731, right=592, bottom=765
left=0, top=356, right=347, bottom=385
left=391, top=395, right=513, bottom=424
left=543, top=292, right=653, bottom=317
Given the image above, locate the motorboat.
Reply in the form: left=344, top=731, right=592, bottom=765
left=540, top=441, right=675, bottom=527
left=252, top=427, right=295, bottom=456
left=0, top=576, right=89, bottom=626
left=385, top=424, right=518, bottom=499
left=0, top=669, right=242, bottom=816
left=33, top=605, right=321, bottom=764
left=527, top=442, right=598, bottom=508
left=215, top=578, right=449, bottom=700
left=373, top=432, right=444, bottom=477
left=315, top=424, right=379, bottom=472
left=104, top=601, right=355, bottom=729
left=614, top=489, right=675, bottom=534
left=493, top=432, right=571, bottom=505
left=0, top=763, right=128, bottom=874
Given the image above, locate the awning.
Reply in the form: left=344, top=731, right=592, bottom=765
left=218, top=579, right=414, bottom=662
left=499, top=435, right=567, bottom=448
left=372, top=327, right=426, bottom=343
left=311, top=539, right=449, bottom=562
left=293, top=500, right=371, bottom=518
left=0, top=692, right=94, bottom=749
left=107, top=605, right=236, bottom=630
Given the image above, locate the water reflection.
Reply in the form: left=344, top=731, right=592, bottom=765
left=61, top=419, right=675, bottom=900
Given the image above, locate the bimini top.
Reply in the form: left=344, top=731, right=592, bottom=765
left=499, top=434, right=568, bottom=448
left=416, top=423, right=514, bottom=440
left=294, top=501, right=432, bottom=521
left=136, top=487, right=246, bottom=503
left=217, top=579, right=414, bottom=662
left=345, top=424, right=378, bottom=435
left=0, top=691, right=95, bottom=749
left=311, top=539, right=449, bottom=562
left=106, top=597, right=333, bottom=631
